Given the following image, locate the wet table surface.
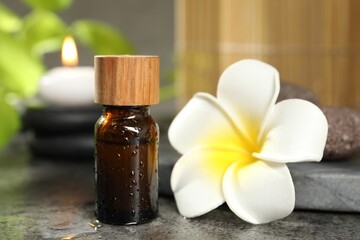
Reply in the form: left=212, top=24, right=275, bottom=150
left=1, top=141, right=360, bottom=240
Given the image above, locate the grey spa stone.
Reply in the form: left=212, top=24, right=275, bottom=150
left=159, top=140, right=360, bottom=212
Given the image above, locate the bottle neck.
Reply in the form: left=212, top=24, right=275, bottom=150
left=102, top=105, right=151, bottom=117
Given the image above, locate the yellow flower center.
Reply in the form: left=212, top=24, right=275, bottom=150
left=202, top=129, right=260, bottom=177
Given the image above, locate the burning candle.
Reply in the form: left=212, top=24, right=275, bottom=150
left=38, top=36, right=94, bottom=106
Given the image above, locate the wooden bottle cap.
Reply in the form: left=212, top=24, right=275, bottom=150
left=94, top=55, right=159, bottom=106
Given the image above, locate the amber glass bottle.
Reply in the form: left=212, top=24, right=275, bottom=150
left=94, top=56, right=159, bottom=225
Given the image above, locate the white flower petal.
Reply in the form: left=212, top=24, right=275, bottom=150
left=223, top=160, right=295, bottom=224
left=171, top=147, right=251, bottom=218
left=254, top=99, right=328, bottom=163
left=168, top=92, right=249, bottom=155
left=217, top=59, right=280, bottom=143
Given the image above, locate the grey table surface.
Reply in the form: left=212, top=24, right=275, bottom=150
left=1, top=138, right=360, bottom=240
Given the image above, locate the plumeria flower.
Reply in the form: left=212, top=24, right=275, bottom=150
left=168, top=59, right=328, bottom=224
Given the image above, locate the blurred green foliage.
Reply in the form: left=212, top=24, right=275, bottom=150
left=0, top=0, right=135, bottom=148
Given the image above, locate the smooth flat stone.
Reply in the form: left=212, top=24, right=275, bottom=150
left=158, top=142, right=360, bottom=212
left=24, top=106, right=100, bottom=160
left=289, top=159, right=360, bottom=212
left=23, top=105, right=101, bottom=136
left=29, top=135, right=94, bottom=160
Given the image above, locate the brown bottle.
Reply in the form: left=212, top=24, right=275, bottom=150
left=94, top=55, right=159, bottom=225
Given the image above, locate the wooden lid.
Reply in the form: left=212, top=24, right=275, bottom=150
left=94, top=55, right=159, bottom=106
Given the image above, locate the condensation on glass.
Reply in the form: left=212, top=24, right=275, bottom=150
left=94, top=55, right=159, bottom=225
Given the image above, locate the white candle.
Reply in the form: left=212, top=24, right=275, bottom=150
left=39, top=67, right=94, bottom=106
left=38, top=36, right=94, bottom=107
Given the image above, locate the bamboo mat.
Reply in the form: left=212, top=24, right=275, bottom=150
left=176, top=0, right=360, bottom=108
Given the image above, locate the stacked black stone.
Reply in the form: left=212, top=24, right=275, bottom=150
left=23, top=106, right=102, bottom=160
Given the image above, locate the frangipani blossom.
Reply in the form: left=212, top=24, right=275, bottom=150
left=168, top=59, right=328, bottom=224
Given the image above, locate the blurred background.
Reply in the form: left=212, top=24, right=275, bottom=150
left=0, top=0, right=175, bottom=149
left=0, top=0, right=359, bottom=149
left=176, top=0, right=360, bottom=108
left=1, top=0, right=174, bottom=72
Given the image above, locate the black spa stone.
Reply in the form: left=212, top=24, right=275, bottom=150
left=23, top=105, right=102, bottom=136
left=23, top=105, right=101, bottom=159
left=29, top=134, right=94, bottom=160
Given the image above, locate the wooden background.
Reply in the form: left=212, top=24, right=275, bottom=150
left=175, top=0, right=360, bottom=108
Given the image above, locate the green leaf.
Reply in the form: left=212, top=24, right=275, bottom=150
left=0, top=31, right=44, bottom=97
left=0, top=3, right=22, bottom=32
left=18, top=10, right=68, bottom=55
left=0, top=90, right=21, bottom=148
left=22, top=0, right=72, bottom=11
left=71, top=20, right=136, bottom=55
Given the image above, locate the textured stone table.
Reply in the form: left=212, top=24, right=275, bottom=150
left=1, top=138, right=360, bottom=239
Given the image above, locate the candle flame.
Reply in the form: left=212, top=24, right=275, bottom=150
left=62, top=35, right=78, bottom=67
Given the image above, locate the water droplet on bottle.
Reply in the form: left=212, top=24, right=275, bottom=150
left=132, top=180, right=137, bottom=185
left=88, top=219, right=102, bottom=231
left=117, top=153, right=121, bottom=158
left=140, top=161, right=144, bottom=167
left=131, top=210, right=135, bottom=216
left=139, top=173, right=144, bottom=179
left=132, top=150, right=137, bottom=156
left=129, top=193, right=134, bottom=197
left=131, top=171, right=135, bottom=176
